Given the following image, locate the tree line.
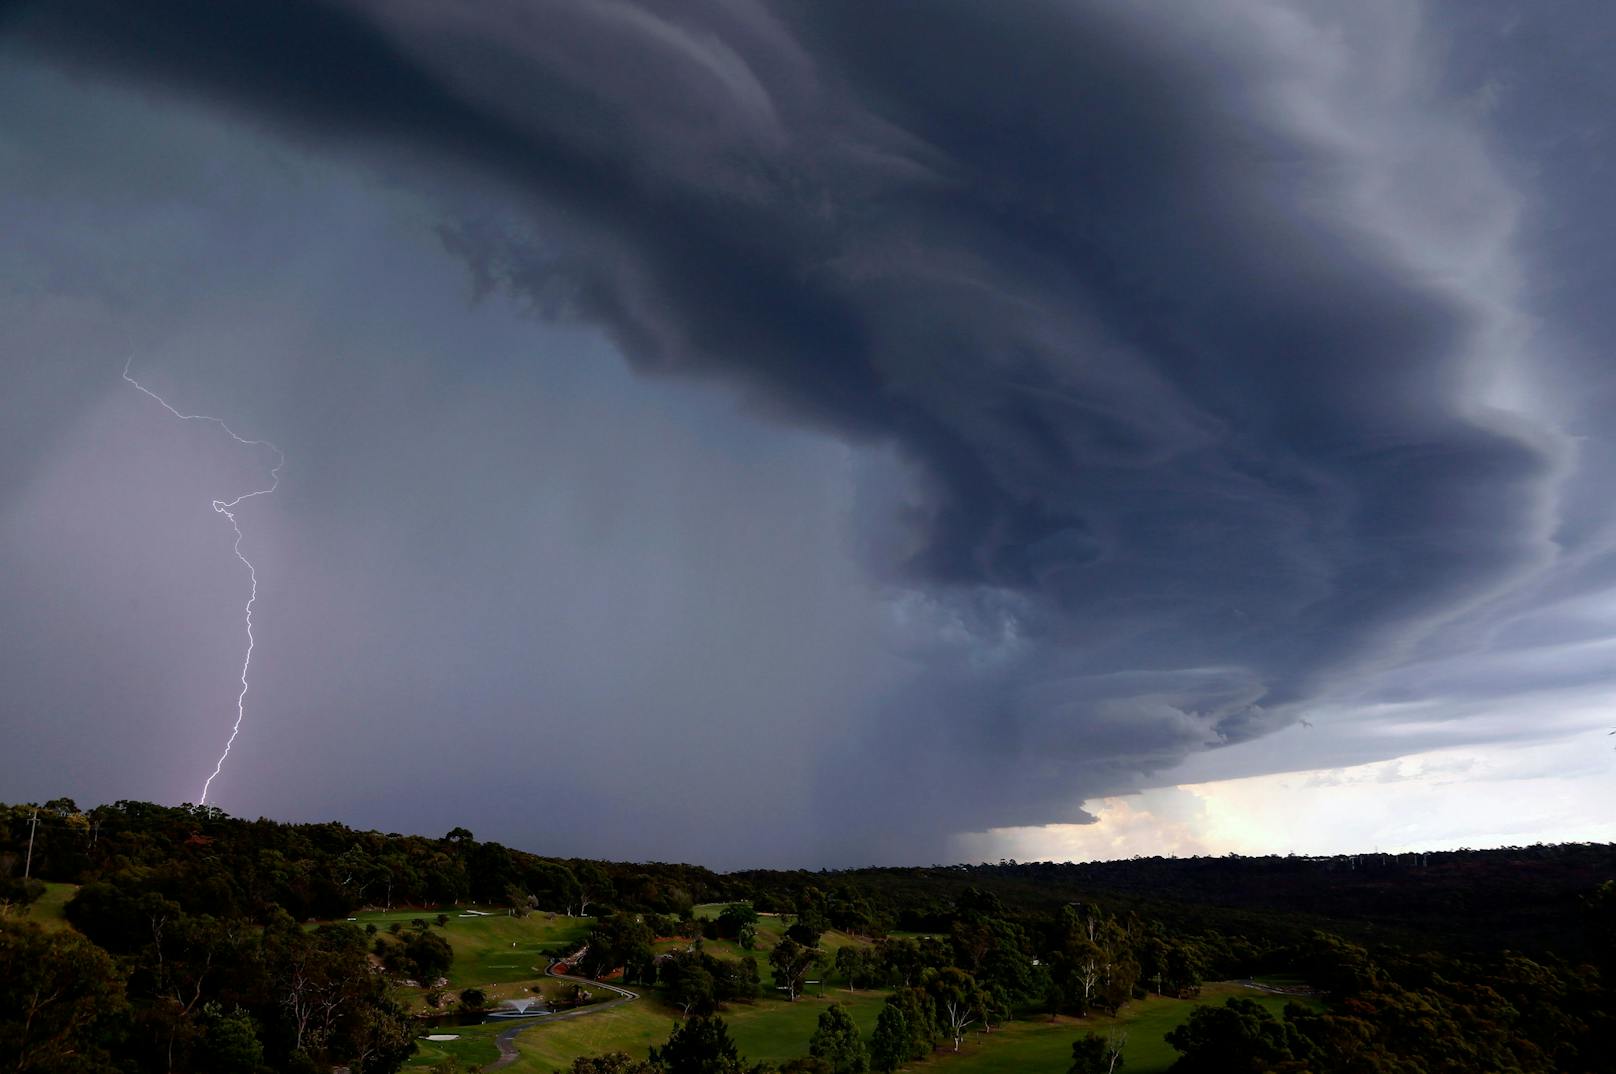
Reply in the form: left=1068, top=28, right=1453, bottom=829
left=2, top=798, right=1612, bottom=1073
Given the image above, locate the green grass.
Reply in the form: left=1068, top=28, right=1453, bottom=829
left=653, top=925, right=866, bottom=969
left=405, top=1023, right=504, bottom=1071
left=725, top=990, right=888, bottom=1065
left=1248, top=973, right=1311, bottom=988
left=664, top=906, right=872, bottom=975
left=493, top=990, right=887, bottom=1073
left=26, top=881, right=76, bottom=930
left=914, top=983, right=1321, bottom=1074
left=484, top=982, right=1319, bottom=1074
left=332, top=907, right=594, bottom=1014
left=436, top=914, right=590, bottom=989
left=357, top=904, right=1321, bottom=1073
left=504, top=1002, right=670, bottom=1072
left=35, top=891, right=1321, bottom=1073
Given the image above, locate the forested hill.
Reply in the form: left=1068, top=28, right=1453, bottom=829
left=2, top=798, right=1614, bottom=1074
left=797, top=845, right=1616, bottom=958
left=4, top=798, right=1612, bottom=957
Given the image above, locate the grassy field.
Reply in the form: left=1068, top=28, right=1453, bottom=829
left=921, top=983, right=1316, bottom=1074
left=1249, top=973, right=1312, bottom=988
left=464, top=981, right=1317, bottom=1074
left=690, top=902, right=736, bottom=920
left=24, top=881, right=75, bottom=930
left=32, top=892, right=1320, bottom=1073
left=495, top=999, right=669, bottom=1072
left=488, top=989, right=888, bottom=1073
left=471, top=907, right=886, bottom=1071
left=654, top=909, right=866, bottom=970
left=335, top=906, right=594, bottom=1018
left=726, top=990, right=888, bottom=1065
left=407, top=1022, right=506, bottom=1071
left=346, top=907, right=590, bottom=978
left=355, top=907, right=591, bottom=1070
left=364, top=903, right=1324, bottom=1073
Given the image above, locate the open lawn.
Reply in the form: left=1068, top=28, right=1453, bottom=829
left=653, top=928, right=866, bottom=969
left=1249, top=973, right=1313, bottom=989
left=471, top=981, right=1317, bottom=1074
left=494, top=989, right=889, bottom=1073
left=666, top=905, right=871, bottom=974
left=725, top=990, right=888, bottom=1065
left=690, top=902, right=739, bottom=920
left=435, top=915, right=590, bottom=989
left=497, top=999, right=669, bottom=1072
left=333, top=907, right=594, bottom=1014
left=367, top=905, right=1319, bottom=1073
left=25, top=881, right=75, bottom=930
left=913, top=983, right=1321, bottom=1074
left=406, top=1023, right=505, bottom=1071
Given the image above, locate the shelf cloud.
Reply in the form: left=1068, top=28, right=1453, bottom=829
left=3, top=1, right=1613, bottom=863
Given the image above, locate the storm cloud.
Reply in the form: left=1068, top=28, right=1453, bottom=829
left=2, top=1, right=1612, bottom=864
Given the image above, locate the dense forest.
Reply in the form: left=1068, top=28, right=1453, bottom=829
left=2, top=798, right=1612, bottom=1073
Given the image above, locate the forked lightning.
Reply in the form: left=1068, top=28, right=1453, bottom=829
left=123, top=356, right=284, bottom=805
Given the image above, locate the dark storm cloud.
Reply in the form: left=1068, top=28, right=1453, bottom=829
left=2, top=0, right=1605, bottom=861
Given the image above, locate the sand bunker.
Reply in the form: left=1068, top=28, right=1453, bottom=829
left=423, top=1034, right=460, bottom=1042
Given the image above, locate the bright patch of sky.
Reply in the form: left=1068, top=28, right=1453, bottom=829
left=955, top=732, right=1616, bottom=863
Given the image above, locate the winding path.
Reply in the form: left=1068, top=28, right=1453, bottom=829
left=486, top=963, right=639, bottom=1071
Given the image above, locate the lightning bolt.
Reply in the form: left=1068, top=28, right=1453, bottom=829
left=122, top=356, right=285, bottom=805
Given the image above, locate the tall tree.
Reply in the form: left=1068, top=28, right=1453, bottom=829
left=666, top=960, right=717, bottom=1017
left=715, top=904, right=759, bottom=941
left=808, top=1003, right=867, bottom=1074
left=884, top=988, right=937, bottom=1061
left=573, top=862, right=614, bottom=917
left=0, top=920, right=128, bottom=1073
left=835, top=946, right=868, bottom=991
left=927, top=967, right=981, bottom=1053
left=869, top=1004, right=910, bottom=1074
left=1165, top=998, right=1311, bottom=1074
left=769, top=937, right=819, bottom=1002
left=1069, top=1031, right=1125, bottom=1074
left=198, top=1004, right=265, bottom=1074
left=649, top=1016, right=749, bottom=1074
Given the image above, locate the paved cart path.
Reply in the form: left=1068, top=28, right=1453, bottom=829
left=486, top=963, right=638, bottom=1070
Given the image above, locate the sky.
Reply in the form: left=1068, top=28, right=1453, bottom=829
left=1, top=0, right=1613, bottom=868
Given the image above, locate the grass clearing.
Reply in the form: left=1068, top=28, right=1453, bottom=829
left=691, top=902, right=741, bottom=921
left=498, top=990, right=888, bottom=1073
left=359, top=905, right=1317, bottom=1072
left=435, top=914, right=590, bottom=988
left=653, top=928, right=866, bottom=970
left=405, top=1022, right=504, bottom=1071
left=1249, top=972, right=1312, bottom=988
left=328, top=907, right=593, bottom=1014
left=486, top=981, right=1318, bottom=1074
left=724, top=990, right=888, bottom=1066
left=26, top=881, right=76, bottom=930
left=501, top=1000, right=672, bottom=1073
left=916, top=983, right=1322, bottom=1074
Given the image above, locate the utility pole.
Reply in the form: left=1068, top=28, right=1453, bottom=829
left=23, top=809, right=38, bottom=880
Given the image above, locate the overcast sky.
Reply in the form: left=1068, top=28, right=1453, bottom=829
left=2, top=0, right=1613, bottom=867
